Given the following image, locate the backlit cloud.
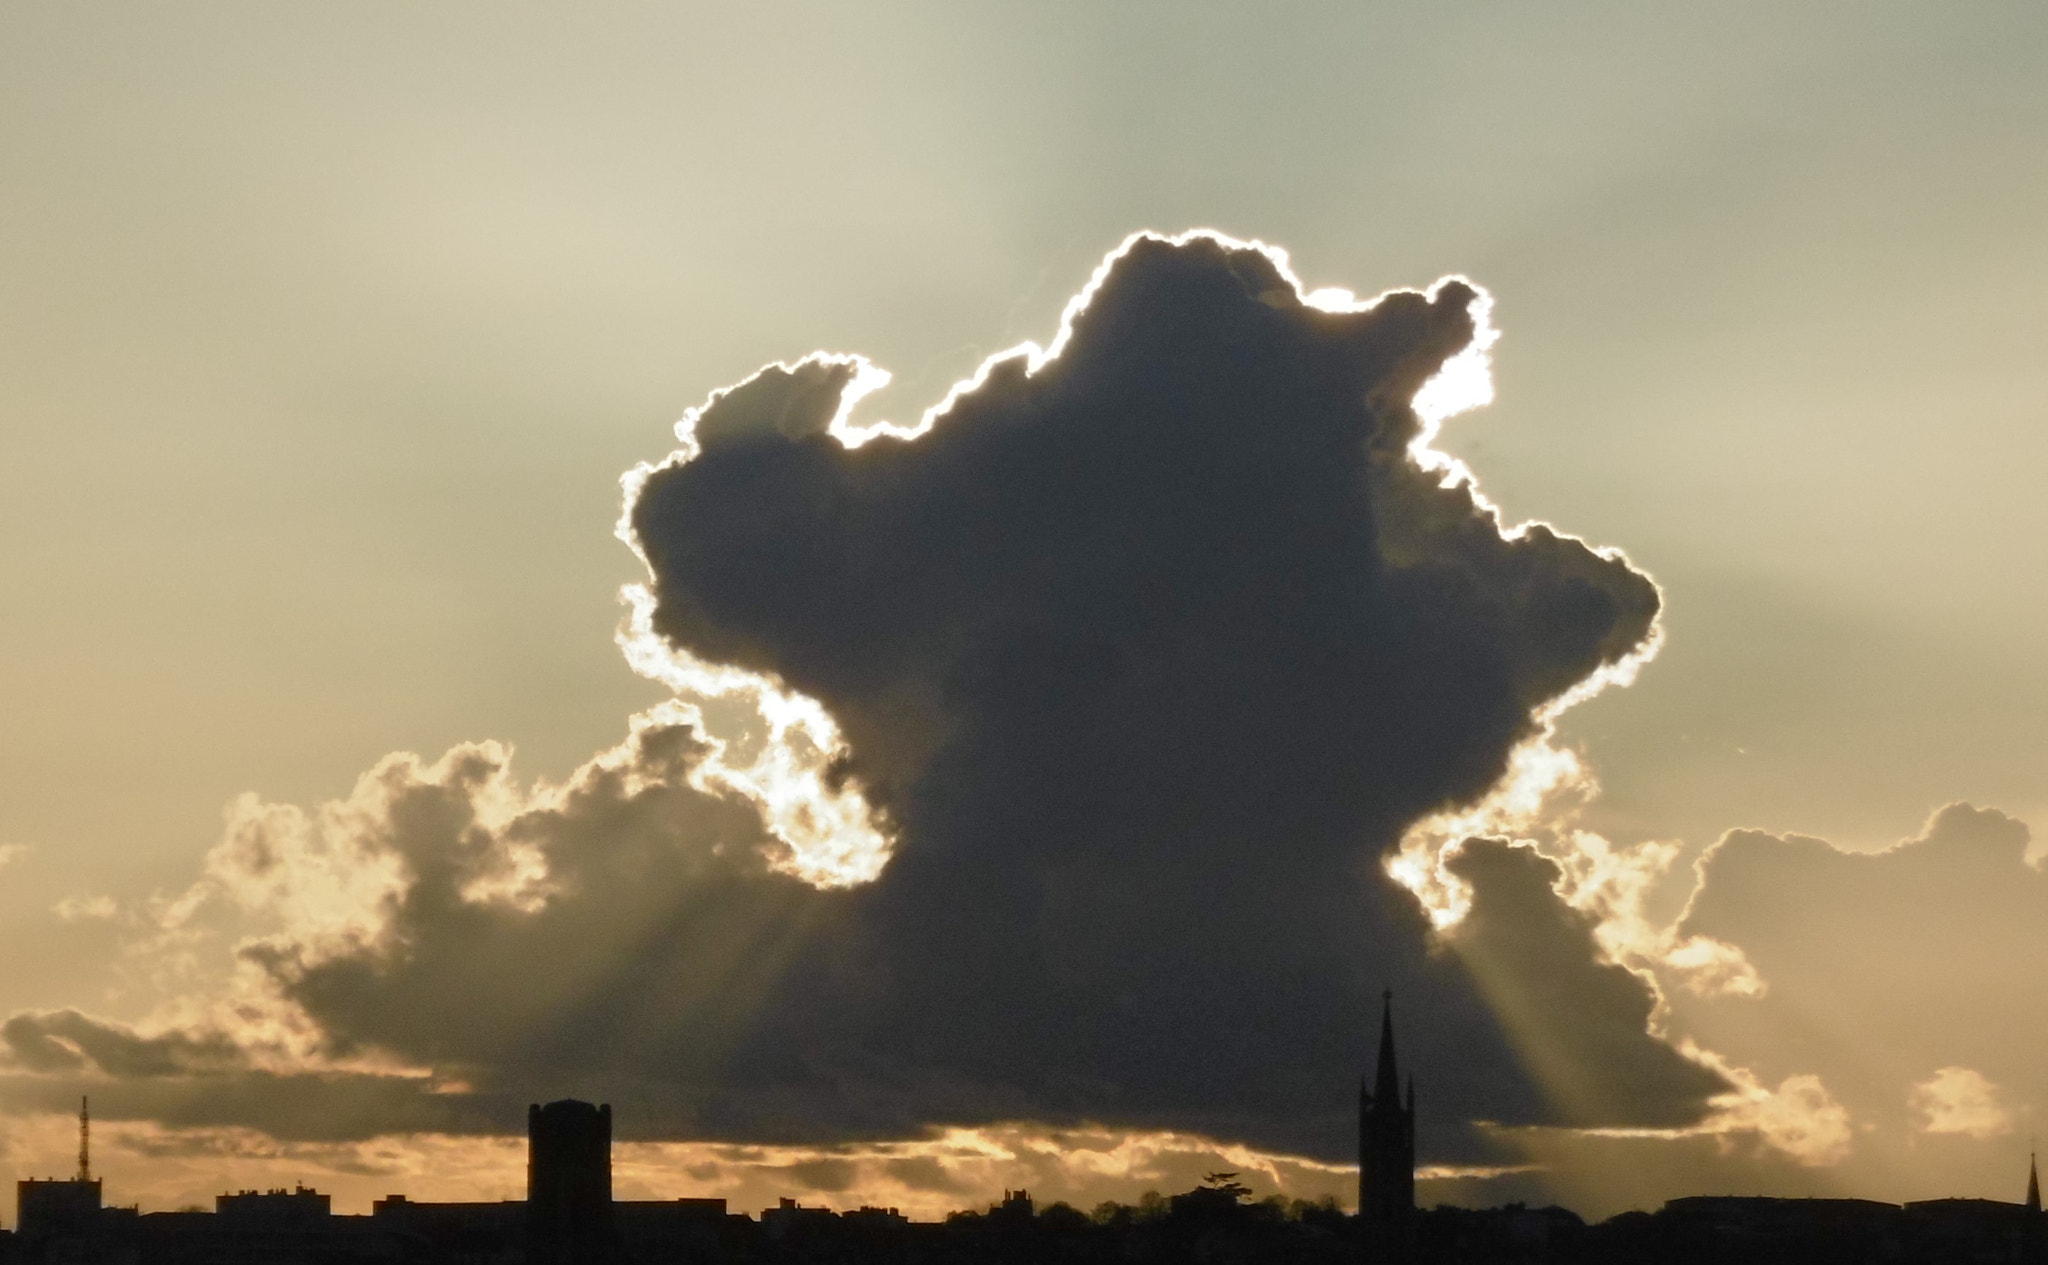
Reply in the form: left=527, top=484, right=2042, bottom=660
left=1664, top=805, right=2048, bottom=1174
left=1910, top=1068, right=2013, bottom=1140
left=2, top=232, right=1723, bottom=1199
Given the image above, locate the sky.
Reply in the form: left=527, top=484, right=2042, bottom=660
left=3, top=0, right=2047, bottom=1224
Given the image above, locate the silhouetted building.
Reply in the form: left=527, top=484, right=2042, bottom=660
left=614, top=1198, right=742, bottom=1261
left=372, top=1194, right=524, bottom=1262
left=156, top=1193, right=401, bottom=1265
left=216, top=1184, right=331, bottom=1222
left=1359, top=990, right=1416, bottom=1263
left=994, top=1189, right=1035, bottom=1222
left=11, top=1078, right=2046, bottom=1265
left=762, top=1197, right=838, bottom=1244
left=14, top=1097, right=106, bottom=1261
left=528, top=1099, right=615, bottom=1265
left=1908, top=1197, right=2048, bottom=1265
left=2029, top=1153, right=2048, bottom=1265
left=13, top=1180, right=100, bottom=1242
left=1417, top=1202, right=1586, bottom=1261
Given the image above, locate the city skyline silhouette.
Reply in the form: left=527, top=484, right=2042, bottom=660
left=9, top=1029, right=2047, bottom=1263
left=6, top=3, right=2048, bottom=1234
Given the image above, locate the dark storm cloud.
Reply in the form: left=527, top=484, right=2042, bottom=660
left=1, top=1011, right=246, bottom=1079
left=1440, top=841, right=1725, bottom=1128
left=3, top=234, right=1722, bottom=1162
left=0, top=1070, right=497, bottom=1143
left=611, top=232, right=1710, bottom=1153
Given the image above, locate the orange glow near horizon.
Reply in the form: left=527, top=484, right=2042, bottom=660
left=0, top=1113, right=1415, bottom=1221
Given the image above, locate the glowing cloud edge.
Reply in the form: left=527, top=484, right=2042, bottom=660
left=614, top=227, right=1667, bottom=899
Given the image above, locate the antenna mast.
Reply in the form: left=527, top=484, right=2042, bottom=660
left=77, top=1095, right=90, bottom=1182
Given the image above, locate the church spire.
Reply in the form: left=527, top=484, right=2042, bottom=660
left=2027, top=1148, right=2040, bottom=1214
left=1360, top=990, right=1417, bottom=1261
left=1374, top=989, right=1400, bottom=1107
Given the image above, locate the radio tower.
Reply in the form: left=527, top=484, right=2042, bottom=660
left=76, top=1095, right=90, bottom=1182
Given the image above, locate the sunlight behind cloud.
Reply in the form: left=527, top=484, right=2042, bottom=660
left=1379, top=280, right=1666, bottom=936
left=1547, top=1058, right=1853, bottom=1169
left=1910, top=1067, right=2014, bottom=1140
left=0, top=229, right=1730, bottom=1214
left=612, top=588, right=892, bottom=888
left=613, top=228, right=1530, bottom=895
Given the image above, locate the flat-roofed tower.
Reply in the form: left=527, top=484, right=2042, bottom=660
left=528, top=1099, right=614, bottom=1264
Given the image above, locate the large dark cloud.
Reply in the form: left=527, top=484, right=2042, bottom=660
left=611, top=234, right=1708, bottom=1153
left=5, top=234, right=1724, bottom=1165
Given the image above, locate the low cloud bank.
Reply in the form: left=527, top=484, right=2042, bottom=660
left=1666, top=805, right=2046, bottom=1163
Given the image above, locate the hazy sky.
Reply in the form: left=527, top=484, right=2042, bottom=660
left=4, top=1, right=2046, bottom=1220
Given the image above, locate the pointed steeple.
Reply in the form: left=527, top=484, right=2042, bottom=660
left=2027, top=1149, right=2040, bottom=1214
left=1374, top=989, right=1400, bottom=1107
left=1360, top=989, right=1418, bottom=1261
